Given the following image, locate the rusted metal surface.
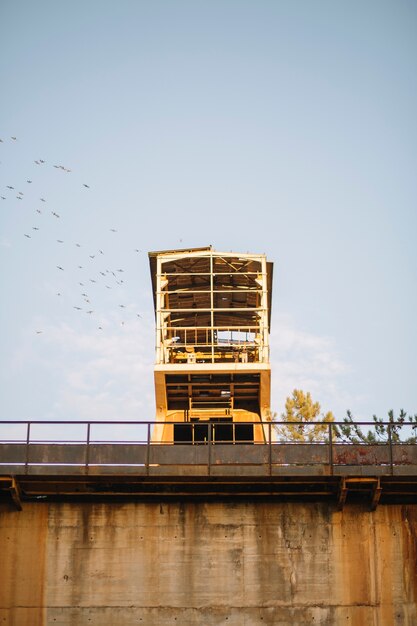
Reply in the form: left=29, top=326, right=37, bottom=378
left=28, top=443, right=87, bottom=464
left=1, top=422, right=416, bottom=512
left=333, top=444, right=390, bottom=465
left=0, top=444, right=27, bottom=463
left=89, top=444, right=147, bottom=465
left=393, top=445, right=417, bottom=465
left=1, top=441, right=417, bottom=472
left=271, top=443, right=329, bottom=464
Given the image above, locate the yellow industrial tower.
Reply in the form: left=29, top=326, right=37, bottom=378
left=148, top=246, right=273, bottom=444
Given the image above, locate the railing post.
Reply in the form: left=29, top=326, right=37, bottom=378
left=328, top=422, right=333, bottom=475
left=25, top=422, right=31, bottom=475
left=388, top=422, right=393, bottom=476
left=268, top=422, right=272, bottom=477
left=146, top=422, right=150, bottom=476
left=208, top=423, right=211, bottom=476
left=85, top=422, right=91, bottom=475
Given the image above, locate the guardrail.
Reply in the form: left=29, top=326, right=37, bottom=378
left=0, top=420, right=416, bottom=477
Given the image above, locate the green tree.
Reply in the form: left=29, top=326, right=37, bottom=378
left=333, top=409, right=417, bottom=444
left=275, top=389, right=334, bottom=442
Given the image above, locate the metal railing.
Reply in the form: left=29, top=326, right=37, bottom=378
left=158, top=325, right=269, bottom=364
left=0, top=420, right=416, bottom=476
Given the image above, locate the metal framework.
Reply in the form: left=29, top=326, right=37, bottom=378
left=0, top=420, right=416, bottom=510
left=148, top=247, right=273, bottom=442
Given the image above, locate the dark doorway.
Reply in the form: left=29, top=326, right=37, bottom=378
left=173, top=424, right=192, bottom=444
left=213, top=423, right=233, bottom=444
left=235, top=424, right=254, bottom=443
left=173, top=421, right=254, bottom=444
left=193, top=423, right=210, bottom=444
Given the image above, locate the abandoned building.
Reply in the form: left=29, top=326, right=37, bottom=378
left=149, top=245, right=273, bottom=445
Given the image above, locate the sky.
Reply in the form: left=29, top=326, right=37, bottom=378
left=0, top=0, right=416, bottom=440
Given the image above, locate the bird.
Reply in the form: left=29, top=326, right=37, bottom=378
left=89, top=255, right=95, bottom=259
left=100, top=272, right=106, bottom=276
left=56, top=293, right=61, bottom=296
left=57, top=266, right=64, bottom=271
left=24, top=234, right=31, bottom=238
left=81, top=293, right=88, bottom=297
left=27, top=180, right=32, bottom=184
left=83, top=184, right=90, bottom=188
left=40, top=198, right=46, bottom=202
left=78, top=266, right=83, bottom=269
left=135, top=249, right=141, bottom=253
left=86, top=310, right=94, bottom=314
left=75, top=243, right=81, bottom=247
left=1, top=196, right=6, bottom=200
left=34, top=160, right=40, bottom=165
left=105, top=285, right=111, bottom=289
left=98, top=326, right=103, bottom=330
left=36, top=331, right=43, bottom=334
left=16, top=196, right=23, bottom=200
left=32, top=227, right=39, bottom=231
left=6, top=186, right=14, bottom=190
left=52, top=212, right=60, bottom=218
left=117, top=269, right=124, bottom=273
left=89, top=279, right=97, bottom=283
left=119, top=304, right=126, bottom=308
left=36, top=209, right=42, bottom=214
left=11, top=137, right=17, bottom=141
left=39, top=159, right=45, bottom=164
left=99, top=250, right=104, bottom=255
left=137, top=314, right=142, bottom=318
left=18, top=191, right=24, bottom=195
left=73, top=306, right=82, bottom=310
left=110, top=228, right=117, bottom=232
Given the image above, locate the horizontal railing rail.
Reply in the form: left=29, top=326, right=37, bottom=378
left=0, top=420, right=416, bottom=478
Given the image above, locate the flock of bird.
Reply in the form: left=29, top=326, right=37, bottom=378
left=1, top=136, right=144, bottom=334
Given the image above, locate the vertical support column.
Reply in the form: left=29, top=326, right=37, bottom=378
left=260, top=256, right=269, bottom=363
left=25, top=422, right=31, bottom=475
left=208, top=422, right=212, bottom=476
left=146, top=422, right=151, bottom=476
left=388, top=423, right=394, bottom=476
left=85, top=422, right=91, bottom=475
left=328, top=422, right=334, bottom=475
left=156, top=256, right=162, bottom=364
left=210, top=251, right=214, bottom=363
left=268, top=422, right=272, bottom=476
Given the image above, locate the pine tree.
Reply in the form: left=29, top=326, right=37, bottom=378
left=276, top=389, right=334, bottom=442
left=333, top=409, right=417, bottom=443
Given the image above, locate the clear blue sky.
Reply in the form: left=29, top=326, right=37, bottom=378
left=1, top=0, right=416, bottom=432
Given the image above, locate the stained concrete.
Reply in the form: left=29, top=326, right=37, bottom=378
left=0, top=501, right=416, bottom=625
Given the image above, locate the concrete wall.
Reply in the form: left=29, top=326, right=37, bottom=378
left=0, top=501, right=416, bottom=626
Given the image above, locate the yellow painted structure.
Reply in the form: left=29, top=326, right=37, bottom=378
left=148, top=247, right=273, bottom=444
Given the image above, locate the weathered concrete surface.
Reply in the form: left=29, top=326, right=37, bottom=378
left=0, top=501, right=416, bottom=625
